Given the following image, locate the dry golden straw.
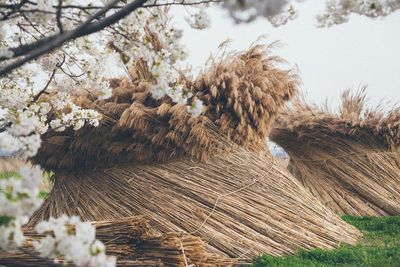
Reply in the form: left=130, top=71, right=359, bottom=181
left=270, top=89, right=400, bottom=216
left=27, top=45, right=361, bottom=261
left=0, top=217, right=233, bottom=267
left=28, top=146, right=361, bottom=259
left=32, top=44, right=297, bottom=171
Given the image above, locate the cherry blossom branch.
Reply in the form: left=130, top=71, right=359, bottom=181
left=13, top=0, right=219, bottom=10
left=32, top=54, right=66, bottom=103
left=0, top=0, right=148, bottom=76
left=0, top=0, right=220, bottom=65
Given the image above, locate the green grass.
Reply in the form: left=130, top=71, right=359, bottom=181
left=39, top=191, right=49, bottom=199
left=0, top=171, right=19, bottom=179
left=253, top=216, right=400, bottom=267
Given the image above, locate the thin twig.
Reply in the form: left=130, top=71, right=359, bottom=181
left=32, top=54, right=66, bottom=103
left=56, top=0, right=64, bottom=33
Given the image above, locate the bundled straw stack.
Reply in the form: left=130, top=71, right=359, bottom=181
left=26, top=46, right=361, bottom=260
left=33, top=45, right=297, bottom=171
left=0, top=217, right=233, bottom=266
left=270, top=90, right=400, bottom=216
left=28, top=147, right=361, bottom=259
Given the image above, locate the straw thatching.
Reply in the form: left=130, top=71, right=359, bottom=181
left=26, top=46, right=362, bottom=261
left=32, top=45, right=297, bottom=171
left=270, top=89, right=400, bottom=216
left=28, top=146, right=361, bottom=259
left=0, top=217, right=233, bottom=266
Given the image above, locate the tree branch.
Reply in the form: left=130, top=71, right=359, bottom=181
left=0, top=0, right=220, bottom=62
left=56, top=0, right=64, bottom=33
left=0, top=0, right=30, bottom=21
left=0, top=0, right=148, bottom=76
left=18, top=0, right=219, bottom=10
left=32, top=54, right=66, bottom=103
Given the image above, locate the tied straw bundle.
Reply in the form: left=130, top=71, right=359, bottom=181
left=270, top=89, right=400, bottom=216
left=0, top=217, right=233, bottom=266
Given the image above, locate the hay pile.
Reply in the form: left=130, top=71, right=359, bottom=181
left=270, top=90, right=400, bottom=216
left=0, top=217, right=233, bottom=266
left=33, top=45, right=297, bottom=171
left=27, top=46, right=361, bottom=260
left=28, top=146, right=361, bottom=258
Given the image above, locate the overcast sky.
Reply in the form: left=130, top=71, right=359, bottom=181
left=173, top=2, right=400, bottom=107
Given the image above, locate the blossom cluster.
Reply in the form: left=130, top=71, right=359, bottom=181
left=34, top=215, right=116, bottom=267
left=49, top=94, right=102, bottom=131
left=0, top=85, right=102, bottom=157
left=0, top=96, right=50, bottom=158
left=0, top=166, right=43, bottom=250
left=221, top=0, right=300, bottom=26
left=108, top=5, right=205, bottom=113
left=221, top=0, right=400, bottom=26
left=114, top=8, right=188, bottom=99
left=316, top=0, right=400, bottom=26
left=186, top=7, right=212, bottom=29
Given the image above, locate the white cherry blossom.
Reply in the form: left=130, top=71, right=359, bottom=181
left=34, top=216, right=116, bottom=267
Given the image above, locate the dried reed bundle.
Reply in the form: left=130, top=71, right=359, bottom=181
left=193, top=44, right=297, bottom=151
left=32, top=45, right=298, bottom=171
left=120, top=233, right=235, bottom=266
left=0, top=250, right=61, bottom=267
left=26, top=45, right=361, bottom=262
left=28, top=145, right=361, bottom=259
left=270, top=89, right=400, bottom=216
left=0, top=217, right=233, bottom=267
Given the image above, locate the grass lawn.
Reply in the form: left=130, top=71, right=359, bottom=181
left=253, top=216, right=400, bottom=267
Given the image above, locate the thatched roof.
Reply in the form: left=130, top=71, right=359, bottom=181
left=270, top=89, right=400, bottom=216
left=32, top=45, right=297, bottom=171
left=28, top=147, right=361, bottom=259
left=0, top=217, right=233, bottom=266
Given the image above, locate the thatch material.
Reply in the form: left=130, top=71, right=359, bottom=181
left=0, top=217, right=233, bottom=266
left=0, top=250, right=60, bottom=267
left=32, top=45, right=297, bottom=171
left=27, top=46, right=362, bottom=261
left=270, top=89, right=400, bottom=216
left=28, top=146, right=361, bottom=259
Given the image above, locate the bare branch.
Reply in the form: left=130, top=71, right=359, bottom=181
left=32, top=54, right=66, bottom=103
left=27, top=0, right=219, bottom=10
left=0, top=0, right=30, bottom=21
left=0, top=122, right=12, bottom=134
left=56, top=0, right=64, bottom=33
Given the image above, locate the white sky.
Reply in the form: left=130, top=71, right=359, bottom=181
left=173, top=2, right=400, bottom=107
